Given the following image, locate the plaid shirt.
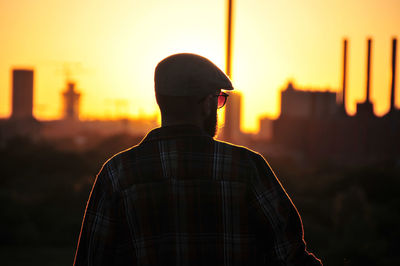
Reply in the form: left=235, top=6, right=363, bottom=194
left=74, top=125, right=322, bottom=266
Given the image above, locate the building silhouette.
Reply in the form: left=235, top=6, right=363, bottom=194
left=258, top=117, right=273, bottom=141
left=39, top=80, right=158, bottom=150
left=280, top=82, right=337, bottom=119
left=270, top=38, right=400, bottom=162
left=222, top=91, right=242, bottom=142
left=0, top=72, right=158, bottom=149
left=63, top=82, right=81, bottom=120
left=0, top=69, right=40, bottom=142
left=11, top=69, right=34, bottom=120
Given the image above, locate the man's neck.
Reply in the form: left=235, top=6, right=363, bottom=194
left=161, top=118, right=203, bottom=129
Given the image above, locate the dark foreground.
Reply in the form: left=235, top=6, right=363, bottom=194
left=1, top=136, right=399, bottom=266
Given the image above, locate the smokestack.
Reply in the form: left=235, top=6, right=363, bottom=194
left=366, top=38, right=372, bottom=103
left=356, top=38, right=374, bottom=117
left=342, top=39, right=348, bottom=110
left=390, top=38, right=397, bottom=112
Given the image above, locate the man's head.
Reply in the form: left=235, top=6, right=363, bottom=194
left=154, top=53, right=233, bottom=137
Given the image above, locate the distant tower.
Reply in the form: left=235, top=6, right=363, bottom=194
left=366, top=39, right=372, bottom=104
left=223, top=91, right=242, bottom=142
left=340, top=39, right=348, bottom=115
left=356, top=38, right=374, bottom=117
left=62, top=82, right=81, bottom=120
left=11, top=69, right=34, bottom=120
left=390, top=38, right=397, bottom=113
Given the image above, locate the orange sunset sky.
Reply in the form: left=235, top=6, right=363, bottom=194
left=0, top=0, right=399, bottom=132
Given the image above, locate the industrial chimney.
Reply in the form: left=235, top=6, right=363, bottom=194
left=366, top=39, right=372, bottom=103
left=340, top=39, right=348, bottom=115
left=390, top=38, right=397, bottom=113
left=356, top=38, right=374, bottom=117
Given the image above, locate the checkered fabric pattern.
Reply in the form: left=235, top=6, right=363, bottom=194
left=74, top=125, right=322, bottom=266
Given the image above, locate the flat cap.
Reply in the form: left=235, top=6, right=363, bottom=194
left=155, top=53, right=233, bottom=97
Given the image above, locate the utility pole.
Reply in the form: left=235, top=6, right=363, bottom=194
left=223, top=0, right=235, bottom=142
left=226, top=0, right=234, bottom=78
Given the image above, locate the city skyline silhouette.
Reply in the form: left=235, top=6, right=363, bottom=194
left=0, top=0, right=399, bottom=132
left=3, top=37, right=399, bottom=163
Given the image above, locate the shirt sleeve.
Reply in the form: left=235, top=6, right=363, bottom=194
left=249, top=153, right=322, bottom=266
left=74, top=161, right=134, bottom=266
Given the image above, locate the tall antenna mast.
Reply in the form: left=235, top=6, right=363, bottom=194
left=226, top=0, right=234, bottom=78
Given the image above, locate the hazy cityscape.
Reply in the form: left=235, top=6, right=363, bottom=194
left=2, top=38, right=399, bottom=161
left=1, top=38, right=400, bottom=265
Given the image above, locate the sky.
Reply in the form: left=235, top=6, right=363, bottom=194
left=0, top=0, right=399, bottom=132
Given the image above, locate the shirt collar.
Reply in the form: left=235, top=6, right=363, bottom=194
left=140, top=124, right=212, bottom=144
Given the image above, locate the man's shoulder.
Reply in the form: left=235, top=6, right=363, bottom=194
left=98, top=144, right=139, bottom=174
left=213, top=139, right=266, bottom=166
left=104, top=144, right=140, bottom=165
left=105, top=139, right=265, bottom=166
left=214, top=139, right=262, bottom=157
left=99, top=138, right=267, bottom=187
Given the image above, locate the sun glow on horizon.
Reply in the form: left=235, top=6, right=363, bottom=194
left=0, top=0, right=399, bottom=132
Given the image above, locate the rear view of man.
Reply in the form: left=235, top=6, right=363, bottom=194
left=74, top=53, right=322, bottom=265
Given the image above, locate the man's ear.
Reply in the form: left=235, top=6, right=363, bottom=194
left=201, top=94, right=212, bottom=116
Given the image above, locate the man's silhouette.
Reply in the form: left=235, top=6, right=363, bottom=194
left=74, top=53, right=322, bottom=265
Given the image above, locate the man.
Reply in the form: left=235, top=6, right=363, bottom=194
left=74, top=53, right=322, bottom=265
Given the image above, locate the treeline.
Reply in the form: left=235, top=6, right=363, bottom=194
left=1, top=136, right=399, bottom=265
left=0, top=135, right=142, bottom=248
left=270, top=156, right=400, bottom=266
